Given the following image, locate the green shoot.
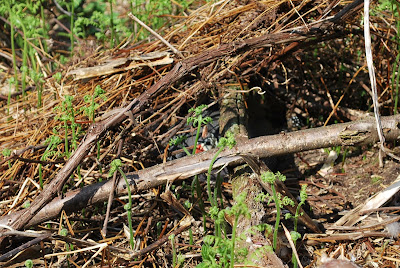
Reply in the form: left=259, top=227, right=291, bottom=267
left=22, top=200, right=31, bottom=209
left=108, top=0, right=117, bottom=47
left=53, top=72, right=62, bottom=83
left=187, top=105, right=212, bottom=155
left=39, top=134, right=61, bottom=189
left=68, top=1, right=75, bottom=52
left=169, top=136, right=191, bottom=156
left=197, top=192, right=250, bottom=268
left=108, top=159, right=134, bottom=249
left=82, top=85, right=107, bottom=122
left=6, top=2, right=19, bottom=92
left=290, top=231, right=302, bottom=268
left=189, top=228, right=193, bottom=250
left=29, top=69, right=44, bottom=107
left=82, top=85, right=107, bottom=173
left=2, top=148, right=12, bottom=169
left=226, top=192, right=250, bottom=268
left=260, top=171, right=287, bottom=251
left=206, top=131, right=236, bottom=207
left=24, top=259, right=33, bottom=268
left=177, top=254, right=185, bottom=267
left=169, top=234, right=177, bottom=267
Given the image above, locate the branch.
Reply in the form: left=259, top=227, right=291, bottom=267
left=1, top=114, right=399, bottom=228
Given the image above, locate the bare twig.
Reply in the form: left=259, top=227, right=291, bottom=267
left=128, top=13, right=184, bottom=59
left=282, top=223, right=303, bottom=268
left=101, top=139, right=124, bottom=237
left=364, top=0, right=400, bottom=165
left=129, top=220, right=191, bottom=259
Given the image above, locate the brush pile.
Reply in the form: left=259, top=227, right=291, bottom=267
left=1, top=0, right=399, bottom=267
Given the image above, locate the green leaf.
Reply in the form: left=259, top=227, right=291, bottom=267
left=2, top=148, right=11, bottom=157
left=290, top=231, right=301, bottom=242
left=60, top=228, right=68, bottom=236
left=24, top=259, right=33, bottom=268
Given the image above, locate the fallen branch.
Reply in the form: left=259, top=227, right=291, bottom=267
left=1, top=114, right=399, bottom=228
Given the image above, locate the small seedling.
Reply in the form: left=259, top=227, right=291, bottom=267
left=38, top=134, right=61, bottom=188
left=170, top=105, right=214, bottom=232
left=285, top=184, right=307, bottom=268
left=169, top=135, right=190, bottom=156
left=197, top=192, right=250, bottom=268
left=187, top=104, right=213, bottom=155
left=260, top=171, right=287, bottom=250
left=22, top=200, right=31, bottom=209
left=82, top=85, right=107, bottom=172
left=169, top=234, right=177, bottom=267
left=2, top=148, right=12, bottom=169
left=108, top=159, right=134, bottom=249
left=82, top=85, right=107, bottom=122
left=54, top=96, right=74, bottom=157
left=24, top=259, right=33, bottom=268
left=53, top=72, right=62, bottom=83
left=206, top=131, right=236, bottom=207
left=60, top=228, right=68, bottom=236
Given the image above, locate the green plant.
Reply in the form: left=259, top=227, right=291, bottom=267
left=206, top=131, right=236, bottom=207
left=131, top=0, right=191, bottom=40
left=189, top=228, right=193, bottom=250
left=68, top=1, right=75, bottom=51
left=108, top=159, right=135, bottom=249
left=2, top=148, right=12, bottom=169
left=197, top=192, right=250, bottom=268
left=260, top=171, right=287, bottom=250
left=371, top=175, right=383, bottom=184
left=170, top=105, right=214, bottom=232
left=108, top=0, right=117, bottom=47
left=169, top=234, right=177, bottom=267
left=22, top=200, right=31, bottom=209
left=82, top=85, right=107, bottom=122
left=169, top=136, right=191, bottom=156
left=2, top=1, right=47, bottom=97
left=82, top=85, right=107, bottom=173
left=54, top=95, right=89, bottom=182
left=226, top=192, right=250, bottom=268
left=53, top=72, right=62, bottom=83
left=197, top=235, right=232, bottom=268
left=29, top=69, right=45, bottom=107
left=24, top=259, right=33, bottom=268
left=60, top=228, right=68, bottom=236
left=55, top=96, right=73, bottom=157
left=156, top=221, right=163, bottom=237
left=187, top=105, right=213, bottom=155
left=285, top=184, right=307, bottom=268
left=38, top=134, right=62, bottom=189
left=177, top=254, right=185, bottom=267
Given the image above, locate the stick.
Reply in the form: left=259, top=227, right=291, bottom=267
left=128, top=13, right=184, bottom=59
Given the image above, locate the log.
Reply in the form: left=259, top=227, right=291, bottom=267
left=1, top=114, right=399, bottom=228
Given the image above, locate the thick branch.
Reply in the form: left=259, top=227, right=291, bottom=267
left=1, top=115, right=399, bottom=228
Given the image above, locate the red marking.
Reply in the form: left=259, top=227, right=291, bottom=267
left=195, top=144, right=205, bottom=154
